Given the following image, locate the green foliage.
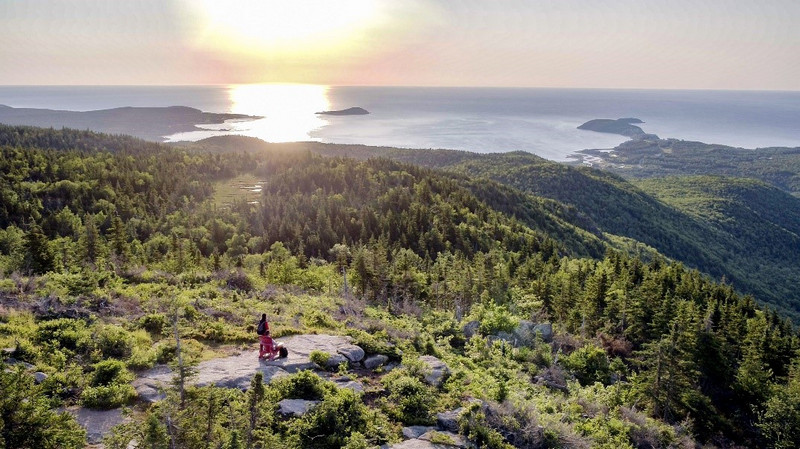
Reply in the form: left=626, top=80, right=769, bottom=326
left=292, top=388, right=387, bottom=449
left=381, top=372, right=436, bottom=425
left=0, top=365, right=87, bottom=448
left=467, top=302, right=519, bottom=335
left=81, top=359, right=136, bottom=409
left=271, top=370, right=335, bottom=401
left=309, top=350, right=331, bottom=367
left=561, top=344, right=611, bottom=386
left=458, top=403, right=515, bottom=449
left=94, top=324, right=134, bottom=359
left=758, top=376, right=800, bottom=449
left=3, top=128, right=800, bottom=448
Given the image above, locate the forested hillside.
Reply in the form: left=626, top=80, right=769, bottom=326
left=577, top=138, right=800, bottom=196
left=2, top=126, right=800, bottom=449
left=188, top=137, right=800, bottom=321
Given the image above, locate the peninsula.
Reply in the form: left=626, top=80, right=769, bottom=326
left=577, top=117, right=658, bottom=140
left=0, top=105, right=256, bottom=141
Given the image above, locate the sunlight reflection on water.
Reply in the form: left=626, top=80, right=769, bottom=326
left=166, top=84, right=330, bottom=143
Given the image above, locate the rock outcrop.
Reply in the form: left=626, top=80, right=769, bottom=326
left=134, top=334, right=365, bottom=400
left=63, top=407, right=129, bottom=445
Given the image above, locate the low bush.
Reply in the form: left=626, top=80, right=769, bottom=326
left=382, top=373, right=436, bottom=425
left=561, top=344, right=610, bottom=386
left=94, top=325, right=134, bottom=359
left=292, top=388, right=390, bottom=449
left=35, top=318, right=91, bottom=352
left=81, top=359, right=136, bottom=409
left=309, top=350, right=331, bottom=367
left=270, top=370, right=334, bottom=401
left=81, top=384, right=136, bottom=409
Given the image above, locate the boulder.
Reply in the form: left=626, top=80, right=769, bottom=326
left=324, top=354, right=348, bottom=369
left=363, top=354, right=389, bottom=370
left=419, top=355, right=449, bottom=387
left=403, top=426, right=437, bottom=439
left=33, top=371, right=48, bottom=383
left=436, top=408, right=462, bottom=432
left=513, top=320, right=537, bottom=346
left=533, top=323, right=553, bottom=342
left=495, top=331, right=515, bottom=343
left=277, top=399, right=320, bottom=417
left=461, top=320, right=480, bottom=339
left=337, top=344, right=365, bottom=363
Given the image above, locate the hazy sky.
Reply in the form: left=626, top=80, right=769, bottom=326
left=1, top=0, right=799, bottom=89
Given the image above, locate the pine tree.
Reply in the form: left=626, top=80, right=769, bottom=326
left=23, top=223, right=55, bottom=274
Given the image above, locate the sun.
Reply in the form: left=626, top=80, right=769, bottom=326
left=193, top=0, right=381, bottom=55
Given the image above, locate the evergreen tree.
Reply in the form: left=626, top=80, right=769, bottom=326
left=23, top=223, right=56, bottom=274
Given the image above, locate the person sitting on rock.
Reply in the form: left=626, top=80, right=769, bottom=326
left=259, top=330, right=281, bottom=361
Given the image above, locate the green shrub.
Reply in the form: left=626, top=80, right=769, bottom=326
left=293, top=388, right=379, bottom=449
left=94, top=325, right=134, bottom=359
left=81, top=359, right=136, bottom=409
left=467, top=303, right=518, bottom=335
left=139, top=313, right=168, bottom=335
left=12, top=338, right=40, bottom=363
left=309, top=350, right=331, bottom=367
left=39, top=364, right=83, bottom=401
left=155, top=340, right=177, bottom=364
left=90, top=359, right=133, bottom=387
left=302, top=310, right=338, bottom=329
left=35, top=318, right=91, bottom=352
left=458, top=403, right=515, bottom=449
left=0, top=366, right=87, bottom=448
left=270, top=370, right=334, bottom=401
left=81, top=384, right=136, bottom=409
left=562, top=344, right=610, bottom=386
left=345, top=328, right=397, bottom=358
left=382, top=373, right=436, bottom=425
left=127, top=345, right=157, bottom=370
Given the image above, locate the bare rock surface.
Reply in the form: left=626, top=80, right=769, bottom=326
left=64, top=407, right=128, bottom=445
left=403, top=426, right=437, bottom=439
left=277, top=398, right=320, bottom=417
left=134, top=334, right=363, bottom=400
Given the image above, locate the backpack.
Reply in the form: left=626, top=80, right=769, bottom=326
left=256, top=321, right=266, bottom=335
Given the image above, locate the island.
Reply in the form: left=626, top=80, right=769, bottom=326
left=315, top=107, right=369, bottom=116
left=0, top=105, right=257, bottom=141
left=577, top=117, right=658, bottom=140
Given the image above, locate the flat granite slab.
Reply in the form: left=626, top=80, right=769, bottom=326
left=134, top=334, right=361, bottom=402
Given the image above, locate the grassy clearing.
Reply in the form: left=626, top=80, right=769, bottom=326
left=212, top=173, right=266, bottom=207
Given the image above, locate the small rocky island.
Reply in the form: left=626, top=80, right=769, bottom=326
left=315, top=107, right=369, bottom=116
left=578, top=117, right=658, bottom=140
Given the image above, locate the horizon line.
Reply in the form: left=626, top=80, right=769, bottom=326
left=1, top=84, right=799, bottom=93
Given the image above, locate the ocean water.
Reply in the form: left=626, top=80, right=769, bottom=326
left=1, top=85, right=799, bottom=161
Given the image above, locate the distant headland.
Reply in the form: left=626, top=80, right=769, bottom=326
left=578, top=118, right=659, bottom=140
left=0, top=105, right=257, bottom=141
left=315, top=107, right=369, bottom=116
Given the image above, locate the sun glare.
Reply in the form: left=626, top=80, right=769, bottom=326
left=195, top=0, right=380, bottom=55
